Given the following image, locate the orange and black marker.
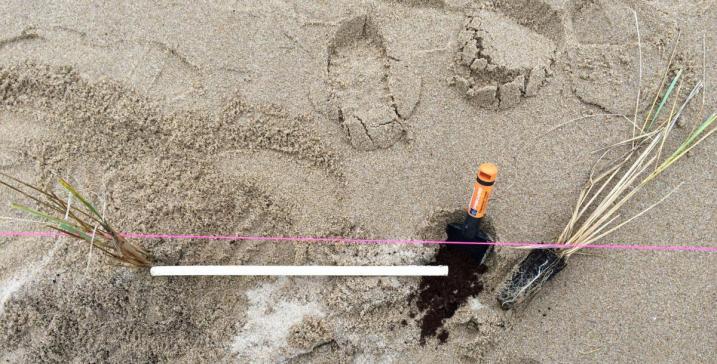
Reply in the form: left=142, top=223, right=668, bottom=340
left=446, top=163, right=498, bottom=264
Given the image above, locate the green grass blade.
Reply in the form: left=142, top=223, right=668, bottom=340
left=47, top=225, right=84, bottom=240
left=645, top=70, right=683, bottom=131
left=659, top=112, right=716, bottom=167
left=11, top=203, right=92, bottom=240
left=57, top=221, right=92, bottom=241
left=11, top=203, right=62, bottom=223
left=57, top=178, right=102, bottom=220
left=678, top=113, right=716, bottom=151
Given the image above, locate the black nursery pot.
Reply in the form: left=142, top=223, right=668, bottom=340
left=497, top=248, right=567, bottom=310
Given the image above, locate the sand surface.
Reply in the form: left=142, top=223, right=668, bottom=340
left=0, top=0, right=715, bottom=362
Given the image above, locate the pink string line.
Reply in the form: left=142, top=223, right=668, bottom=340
left=1, top=230, right=716, bottom=253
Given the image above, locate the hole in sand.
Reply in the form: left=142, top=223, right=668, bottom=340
left=413, top=209, right=498, bottom=344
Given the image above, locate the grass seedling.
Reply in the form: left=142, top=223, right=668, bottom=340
left=0, top=173, right=151, bottom=267
left=497, top=49, right=716, bottom=309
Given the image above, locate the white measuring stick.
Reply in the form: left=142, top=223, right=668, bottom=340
left=150, top=265, right=448, bottom=277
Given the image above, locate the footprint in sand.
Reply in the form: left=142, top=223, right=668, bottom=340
left=327, top=15, right=420, bottom=151
left=566, top=0, right=679, bottom=114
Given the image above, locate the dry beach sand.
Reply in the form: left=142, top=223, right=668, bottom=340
left=0, top=0, right=715, bottom=362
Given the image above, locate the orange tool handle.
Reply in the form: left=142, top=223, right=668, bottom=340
left=467, top=163, right=498, bottom=218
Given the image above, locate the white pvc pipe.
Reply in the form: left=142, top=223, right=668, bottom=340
left=150, top=265, right=448, bottom=277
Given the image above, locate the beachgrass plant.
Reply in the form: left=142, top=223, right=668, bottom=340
left=0, top=173, right=151, bottom=267
left=498, top=34, right=716, bottom=309
left=558, top=73, right=715, bottom=256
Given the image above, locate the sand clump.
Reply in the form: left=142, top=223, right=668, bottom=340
left=451, top=9, right=556, bottom=109
left=287, top=315, right=333, bottom=352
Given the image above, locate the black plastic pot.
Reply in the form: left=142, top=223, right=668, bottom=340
left=497, top=248, right=566, bottom=310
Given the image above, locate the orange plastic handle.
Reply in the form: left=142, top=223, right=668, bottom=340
left=467, top=163, right=498, bottom=218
